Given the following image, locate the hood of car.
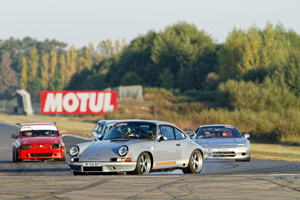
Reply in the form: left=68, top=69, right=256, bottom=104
left=194, top=138, right=247, bottom=148
left=79, top=139, right=148, bottom=162
left=20, top=137, right=61, bottom=145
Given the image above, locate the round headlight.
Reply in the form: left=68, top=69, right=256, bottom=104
left=70, top=146, right=79, bottom=157
left=118, top=145, right=128, bottom=157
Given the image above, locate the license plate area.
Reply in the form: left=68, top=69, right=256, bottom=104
left=83, top=162, right=102, bottom=167
left=217, top=148, right=229, bottom=152
left=83, top=166, right=103, bottom=172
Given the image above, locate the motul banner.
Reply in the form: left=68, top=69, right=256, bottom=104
left=40, top=91, right=117, bottom=114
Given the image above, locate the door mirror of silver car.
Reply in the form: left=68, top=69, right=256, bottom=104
left=97, top=134, right=104, bottom=140
left=244, top=134, right=250, bottom=139
left=189, top=132, right=195, bottom=139
left=158, top=136, right=164, bottom=142
left=11, top=134, right=18, bottom=138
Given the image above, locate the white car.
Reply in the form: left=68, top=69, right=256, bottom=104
left=92, top=120, right=121, bottom=141
left=69, top=120, right=205, bottom=175
left=193, top=125, right=250, bottom=162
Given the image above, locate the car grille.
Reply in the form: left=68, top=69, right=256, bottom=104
left=31, top=144, right=51, bottom=149
left=212, top=152, right=235, bottom=157
left=83, top=167, right=103, bottom=172
left=30, top=153, right=53, bottom=157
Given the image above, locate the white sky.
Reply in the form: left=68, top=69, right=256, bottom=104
left=0, top=0, right=299, bottom=48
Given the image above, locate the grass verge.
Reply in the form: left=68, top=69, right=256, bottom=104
left=0, top=112, right=94, bottom=138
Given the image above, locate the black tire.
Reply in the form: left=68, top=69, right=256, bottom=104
left=133, top=152, right=151, bottom=175
left=12, top=148, right=16, bottom=162
left=182, top=149, right=203, bottom=173
left=12, top=147, right=21, bottom=163
left=55, top=148, right=66, bottom=162
left=73, top=172, right=85, bottom=175
left=236, top=156, right=251, bottom=162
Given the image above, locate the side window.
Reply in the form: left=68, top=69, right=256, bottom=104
left=195, top=127, right=199, bottom=134
left=160, top=126, right=175, bottom=140
left=97, top=123, right=105, bottom=133
left=174, top=128, right=186, bottom=140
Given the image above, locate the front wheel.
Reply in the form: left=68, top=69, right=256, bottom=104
left=133, top=152, right=152, bottom=175
left=55, top=148, right=66, bottom=162
left=182, top=149, right=203, bottom=173
left=73, top=172, right=85, bottom=175
left=12, top=147, right=21, bottom=163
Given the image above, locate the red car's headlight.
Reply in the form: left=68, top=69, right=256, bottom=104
left=51, top=144, right=62, bottom=149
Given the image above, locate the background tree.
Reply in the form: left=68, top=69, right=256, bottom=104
left=0, top=53, right=18, bottom=99
left=41, top=53, right=50, bottom=90
left=20, top=57, right=28, bottom=90
left=48, top=50, right=57, bottom=90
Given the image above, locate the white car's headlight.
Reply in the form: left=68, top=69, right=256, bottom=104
left=70, top=146, right=79, bottom=157
left=118, top=145, right=128, bottom=157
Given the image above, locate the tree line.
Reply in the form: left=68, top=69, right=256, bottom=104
left=0, top=37, right=126, bottom=99
left=1, top=22, right=300, bottom=111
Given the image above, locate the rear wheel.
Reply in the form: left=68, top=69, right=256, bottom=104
left=182, top=149, right=203, bottom=173
left=133, top=152, right=151, bottom=175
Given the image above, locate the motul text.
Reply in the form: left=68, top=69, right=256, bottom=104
left=40, top=91, right=117, bottom=114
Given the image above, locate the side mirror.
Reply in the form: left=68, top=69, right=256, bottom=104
left=97, top=134, right=104, bottom=141
left=158, top=136, right=164, bottom=142
left=244, top=134, right=250, bottom=139
left=11, top=134, right=18, bottom=139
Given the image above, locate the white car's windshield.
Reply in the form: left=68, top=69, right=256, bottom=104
left=196, top=126, right=242, bottom=139
left=103, top=122, right=156, bottom=140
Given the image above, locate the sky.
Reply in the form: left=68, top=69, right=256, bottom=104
left=0, top=0, right=299, bottom=48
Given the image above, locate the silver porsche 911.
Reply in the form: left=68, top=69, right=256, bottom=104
left=68, top=120, right=205, bottom=175
left=193, top=125, right=250, bottom=162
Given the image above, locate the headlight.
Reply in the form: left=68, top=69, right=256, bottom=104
left=70, top=146, right=79, bottom=157
left=118, top=145, right=128, bottom=157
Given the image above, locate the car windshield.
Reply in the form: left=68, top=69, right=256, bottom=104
left=196, top=126, right=242, bottom=139
left=20, top=130, right=59, bottom=137
left=103, top=122, right=156, bottom=140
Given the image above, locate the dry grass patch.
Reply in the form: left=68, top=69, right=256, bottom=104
left=0, top=112, right=94, bottom=138
left=251, top=143, right=300, bottom=161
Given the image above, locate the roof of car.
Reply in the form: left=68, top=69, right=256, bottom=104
left=17, top=123, right=57, bottom=126
left=96, top=119, right=143, bottom=124
left=116, top=119, right=177, bottom=126
left=198, top=124, right=235, bottom=128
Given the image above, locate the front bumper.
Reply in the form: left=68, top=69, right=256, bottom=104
left=19, top=149, right=64, bottom=160
left=204, top=147, right=250, bottom=160
left=68, top=161, right=137, bottom=173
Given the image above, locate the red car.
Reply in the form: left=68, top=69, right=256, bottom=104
left=11, top=123, right=66, bottom=162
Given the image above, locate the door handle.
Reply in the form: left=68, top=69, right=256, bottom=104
left=176, top=144, right=180, bottom=146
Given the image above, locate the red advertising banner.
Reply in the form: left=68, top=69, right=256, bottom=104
left=40, top=91, right=117, bottom=114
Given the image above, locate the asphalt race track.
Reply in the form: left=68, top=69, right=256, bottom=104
left=0, top=122, right=299, bottom=199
